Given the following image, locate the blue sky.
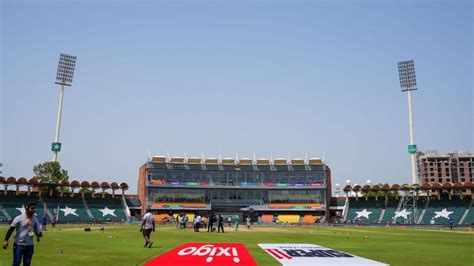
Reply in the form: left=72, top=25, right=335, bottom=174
left=1, top=0, right=472, bottom=193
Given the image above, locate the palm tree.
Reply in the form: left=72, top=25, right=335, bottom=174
left=352, top=185, right=361, bottom=201
left=432, top=183, right=442, bottom=200
left=401, top=184, right=411, bottom=198
left=372, top=185, right=381, bottom=201
left=421, top=183, right=431, bottom=199
left=27, top=178, right=38, bottom=196
left=442, top=182, right=453, bottom=200
left=80, top=181, right=90, bottom=198
left=381, top=183, right=391, bottom=201
left=343, top=185, right=352, bottom=198
left=59, top=180, right=69, bottom=197
left=391, top=184, right=400, bottom=200
left=100, top=182, right=110, bottom=198
left=362, top=185, right=371, bottom=201
left=453, top=182, right=463, bottom=200
left=463, top=181, right=473, bottom=199
left=0, top=176, right=4, bottom=195
left=110, top=182, right=119, bottom=199
left=6, top=177, right=16, bottom=195
left=120, top=183, right=129, bottom=197
left=411, top=183, right=421, bottom=200
left=17, top=177, right=28, bottom=196
left=70, top=180, right=80, bottom=197
left=90, top=181, right=100, bottom=198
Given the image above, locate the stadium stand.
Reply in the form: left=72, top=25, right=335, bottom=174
left=423, top=198, right=471, bottom=225
left=153, top=213, right=171, bottom=222
left=461, top=201, right=474, bottom=225
left=0, top=195, right=43, bottom=222
left=42, top=196, right=91, bottom=222
left=261, top=214, right=274, bottom=223
left=346, top=198, right=384, bottom=224
left=380, top=199, right=398, bottom=224
left=125, top=198, right=141, bottom=208
left=277, top=214, right=300, bottom=223
left=86, top=197, right=127, bottom=222
left=302, top=215, right=321, bottom=223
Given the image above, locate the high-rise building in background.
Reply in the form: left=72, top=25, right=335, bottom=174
left=417, top=151, right=473, bottom=185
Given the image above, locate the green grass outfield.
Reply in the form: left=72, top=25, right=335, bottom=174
left=0, top=224, right=472, bottom=265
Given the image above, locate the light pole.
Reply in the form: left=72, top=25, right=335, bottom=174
left=52, top=53, right=77, bottom=162
left=398, top=60, right=418, bottom=184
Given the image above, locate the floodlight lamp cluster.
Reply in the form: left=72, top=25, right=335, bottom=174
left=398, top=60, right=417, bottom=91
left=55, top=53, right=76, bottom=86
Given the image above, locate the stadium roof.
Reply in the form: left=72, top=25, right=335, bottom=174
left=148, top=155, right=326, bottom=168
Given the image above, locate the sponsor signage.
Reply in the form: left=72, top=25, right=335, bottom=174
left=408, top=144, right=417, bottom=154
left=258, top=244, right=386, bottom=266
left=145, top=243, right=257, bottom=266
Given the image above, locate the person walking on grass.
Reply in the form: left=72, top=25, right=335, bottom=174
left=140, top=210, right=155, bottom=248
left=246, top=216, right=251, bottom=230
left=41, top=212, right=47, bottom=231
left=234, top=215, right=240, bottom=231
left=217, top=214, right=225, bottom=233
left=3, top=202, right=43, bottom=266
left=51, top=211, right=57, bottom=231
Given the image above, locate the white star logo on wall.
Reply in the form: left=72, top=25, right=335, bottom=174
left=433, top=208, right=453, bottom=219
left=60, top=206, right=78, bottom=216
left=16, top=205, right=25, bottom=215
left=355, top=209, right=372, bottom=219
left=394, top=209, right=411, bottom=219
left=99, top=207, right=116, bottom=217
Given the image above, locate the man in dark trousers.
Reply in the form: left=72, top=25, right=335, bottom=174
left=140, top=210, right=155, bottom=248
left=217, top=214, right=225, bottom=233
left=3, top=202, right=43, bottom=266
left=207, top=214, right=215, bottom=233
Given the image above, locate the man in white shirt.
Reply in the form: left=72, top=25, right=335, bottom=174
left=3, top=202, right=43, bottom=266
left=140, top=210, right=155, bottom=248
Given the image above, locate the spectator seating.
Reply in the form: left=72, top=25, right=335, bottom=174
left=261, top=214, right=274, bottom=223
left=302, top=215, right=321, bottom=223
left=461, top=204, right=474, bottom=225
left=86, top=197, right=127, bottom=222
left=423, top=198, right=470, bottom=225
left=1, top=195, right=44, bottom=222
left=346, top=198, right=384, bottom=224
left=43, top=196, right=90, bottom=223
left=277, top=214, right=300, bottom=223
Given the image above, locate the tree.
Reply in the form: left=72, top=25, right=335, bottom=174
left=33, top=161, right=69, bottom=184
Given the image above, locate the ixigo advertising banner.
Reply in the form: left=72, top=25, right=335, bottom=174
left=145, top=243, right=257, bottom=266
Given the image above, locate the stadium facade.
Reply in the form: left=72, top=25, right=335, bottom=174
left=138, top=155, right=332, bottom=222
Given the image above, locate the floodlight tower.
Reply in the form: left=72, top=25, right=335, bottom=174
left=398, top=60, right=418, bottom=185
left=52, top=53, right=77, bottom=162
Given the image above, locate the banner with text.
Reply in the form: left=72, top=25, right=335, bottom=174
left=145, top=243, right=257, bottom=266
left=258, top=243, right=386, bottom=266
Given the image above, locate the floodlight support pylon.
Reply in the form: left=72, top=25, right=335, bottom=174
left=407, top=88, right=417, bottom=184
left=52, top=83, right=65, bottom=162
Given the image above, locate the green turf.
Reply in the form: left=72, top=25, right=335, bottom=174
left=0, top=224, right=472, bottom=265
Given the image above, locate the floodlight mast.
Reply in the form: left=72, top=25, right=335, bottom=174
left=52, top=53, right=76, bottom=162
left=398, top=60, right=418, bottom=185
